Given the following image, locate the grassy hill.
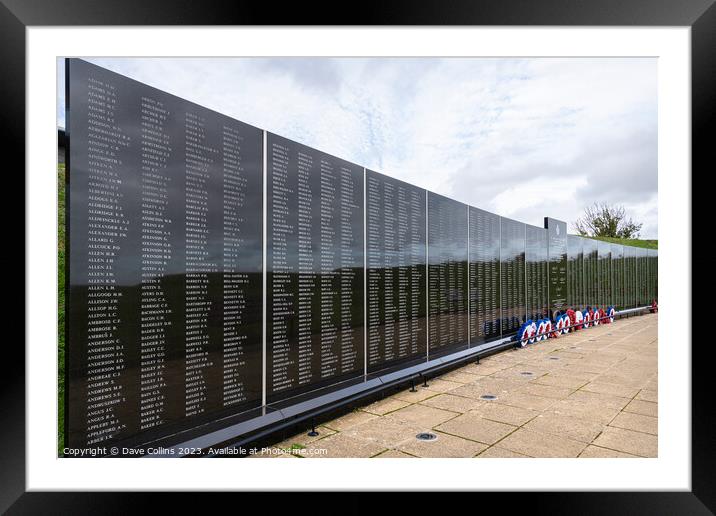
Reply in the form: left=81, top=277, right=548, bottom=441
left=586, top=235, right=658, bottom=250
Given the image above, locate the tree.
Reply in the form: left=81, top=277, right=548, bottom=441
left=572, top=202, right=642, bottom=238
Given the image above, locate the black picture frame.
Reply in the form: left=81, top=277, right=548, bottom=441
left=3, top=0, right=709, bottom=511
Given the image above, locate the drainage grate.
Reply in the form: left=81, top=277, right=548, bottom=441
left=416, top=432, right=438, bottom=441
left=480, top=394, right=498, bottom=400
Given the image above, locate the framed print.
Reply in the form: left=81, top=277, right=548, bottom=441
left=4, top=0, right=711, bottom=510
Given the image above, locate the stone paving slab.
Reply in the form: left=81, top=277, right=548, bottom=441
left=362, top=397, right=412, bottom=416
left=595, top=374, right=651, bottom=389
left=523, top=411, right=605, bottom=443
left=609, top=411, right=658, bottom=435
left=439, top=370, right=485, bottom=384
left=423, top=378, right=465, bottom=393
left=497, top=428, right=587, bottom=458
left=532, top=373, right=592, bottom=389
left=623, top=399, right=658, bottom=417
left=472, top=402, right=540, bottom=427
left=591, top=426, right=658, bottom=457
left=495, top=391, right=561, bottom=411
left=386, top=403, right=460, bottom=427
left=578, top=445, right=639, bottom=458
left=435, top=411, right=518, bottom=445
left=551, top=402, right=622, bottom=426
left=459, top=363, right=509, bottom=376
left=580, top=381, right=640, bottom=399
left=635, top=389, right=658, bottom=403
left=324, top=409, right=379, bottom=431
left=342, top=417, right=426, bottom=448
left=565, top=389, right=632, bottom=410
left=266, top=313, right=657, bottom=458
left=395, top=430, right=488, bottom=458
left=448, top=382, right=511, bottom=400
left=476, top=446, right=530, bottom=458
left=518, top=382, right=575, bottom=400
left=393, top=388, right=439, bottom=403
left=420, top=393, right=486, bottom=413
left=491, top=365, right=552, bottom=381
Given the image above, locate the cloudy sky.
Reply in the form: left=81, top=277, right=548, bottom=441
left=57, top=57, right=657, bottom=238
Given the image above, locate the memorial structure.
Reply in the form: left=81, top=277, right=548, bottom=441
left=64, top=59, right=658, bottom=452
left=427, top=193, right=468, bottom=357
left=468, top=207, right=501, bottom=344
left=266, top=133, right=364, bottom=402
left=366, top=170, right=426, bottom=372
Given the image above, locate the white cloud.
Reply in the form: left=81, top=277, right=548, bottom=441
left=57, top=57, right=657, bottom=238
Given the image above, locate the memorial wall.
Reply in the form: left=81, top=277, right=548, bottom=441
left=638, top=248, right=649, bottom=307
left=649, top=249, right=658, bottom=303
left=266, top=133, right=364, bottom=401
left=598, top=241, right=611, bottom=308
left=66, top=59, right=264, bottom=448
left=65, top=59, right=657, bottom=450
left=636, top=248, right=644, bottom=307
left=636, top=248, right=640, bottom=306
left=545, top=218, right=567, bottom=314
left=644, top=252, right=649, bottom=304
left=525, top=225, right=548, bottom=322
left=583, top=238, right=598, bottom=307
left=468, top=207, right=501, bottom=343
left=500, top=217, right=526, bottom=334
left=624, top=245, right=636, bottom=309
left=427, top=193, right=469, bottom=356
left=366, top=170, right=426, bottom=372
left=567, top=235, right=583, bottom=309
left=611, top=244, right=624, bottom=310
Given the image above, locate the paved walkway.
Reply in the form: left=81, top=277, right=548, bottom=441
left=258, top=313, right=658, bottom=458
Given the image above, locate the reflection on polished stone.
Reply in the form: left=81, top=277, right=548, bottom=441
left=66, top=59, right=263, bottom=448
